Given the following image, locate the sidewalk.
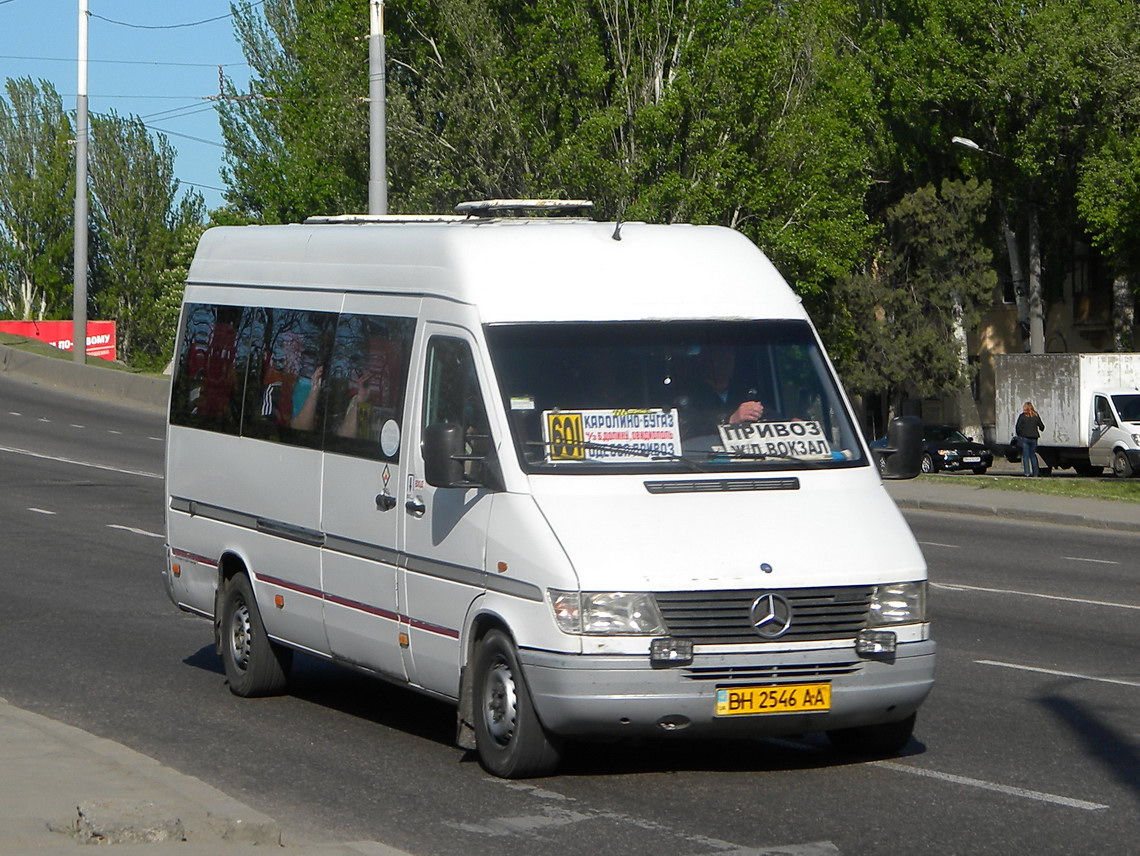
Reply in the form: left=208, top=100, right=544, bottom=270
left=884, top=466, right=1139, bottom=533
left=0, top=697, right=409, bottom=856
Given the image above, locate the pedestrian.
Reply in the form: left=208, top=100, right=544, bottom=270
left=1015, top=401, right=1045, bottom=477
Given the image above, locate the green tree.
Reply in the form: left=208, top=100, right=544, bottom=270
left=830, top=179, right=996, bottom=408
left=89, top=111, right=204, bottom=368
left=219, top=0, right=370, bottom=222
left=0, top=77, right=74, bottom=319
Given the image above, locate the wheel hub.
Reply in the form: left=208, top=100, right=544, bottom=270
left=483, top=660, right=519, bottom=745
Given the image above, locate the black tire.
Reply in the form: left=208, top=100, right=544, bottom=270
left=472, top=629, right=562, bottom=778
left=920, top=453, right=936, bottom=475
left=1112, top=450, right=1134, bottom=478
left=972, top=466, right=988, bottom=475
left=827, top=712, right=916, bottom=758
left=220, top=574, right=292, bottom=698
left=1074, top=463, right=1104, bottom=477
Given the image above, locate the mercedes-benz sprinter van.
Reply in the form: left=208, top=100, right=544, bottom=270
left=163, top=201, right=933, bottom=778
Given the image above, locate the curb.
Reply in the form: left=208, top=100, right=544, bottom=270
left=0, top=697, right=280, bottom=848
left=890, top=496, right=1137, bottom=533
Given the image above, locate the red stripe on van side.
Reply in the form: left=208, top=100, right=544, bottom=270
left=259, top=576, right=460, bottom=640
left=324, top=592, right=401, bottom=624
left=171, top=548, right=218, bottom=568
left=258, top=574, right=324, bottom=600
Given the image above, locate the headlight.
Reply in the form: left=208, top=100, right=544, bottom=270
left=1131, top=433, right=1140, bottom=447
left=548, top=590, right=666, bottom=635
left=868, top=581, right=926, bottom=626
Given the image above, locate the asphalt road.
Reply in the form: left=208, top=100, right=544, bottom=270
left=1, top=374, right=1137, bottom=855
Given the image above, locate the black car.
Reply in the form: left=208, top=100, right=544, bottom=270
left=872, top=424, right=993, bottom=475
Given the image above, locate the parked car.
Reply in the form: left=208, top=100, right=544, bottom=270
left=872, top=424, right=993, bottom=475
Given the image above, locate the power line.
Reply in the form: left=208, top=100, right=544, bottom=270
left=0, top=54, right=247, bottom=69
left=89, top=0, right=265, bottom=30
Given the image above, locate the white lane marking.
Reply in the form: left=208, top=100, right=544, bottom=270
left=0, top=444, right=161, bottom=480
left=8, top=411, right=21, bottom=416
left=148, top=436, right=163, bottom=442
left=28, top=507, right=56, bottom=515
left=932, top=582, right=1140, bottom=611
left=107, top=524, right=163, bottom=539
left=107, top=430, right=122, bottom=435
left=874, top=762, right=1108, bottom=811
left=976, top=659, right=1140, bottom=689
left=769, top=738, right=1109, bottom=812
left=37, top=417, right=50, bottom=423
left=476, top=780, right=840, bottom=853
left=71, top=424, right=85, bottom=429
left=1061, top=556, right=1119, bottom=565
left=919, top=541, right=960, bottom=548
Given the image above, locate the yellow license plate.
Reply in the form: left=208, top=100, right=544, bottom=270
left=715, top=683, right=831, bottom=716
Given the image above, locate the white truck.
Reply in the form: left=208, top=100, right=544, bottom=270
left=994, top=353, right=1140, bottom=477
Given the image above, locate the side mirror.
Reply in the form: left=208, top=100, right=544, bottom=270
left=422, top=422, right=503, bottom=490
left=423, top=423, right=466, bottom=487
left=876, top=416, right=923, bottom=480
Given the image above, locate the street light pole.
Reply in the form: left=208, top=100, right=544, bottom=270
left=368, top=0, right=387, bottom=215
left=72, top=0, right=89, bottom=364
left=952, top=135, right=1044, bottom=354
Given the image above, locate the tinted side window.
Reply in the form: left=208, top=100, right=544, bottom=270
left=323, top=314, right=416, bottom=461
left=169, top=303, right=253, bottom=434
left=242, top=308, right=337, bottom=449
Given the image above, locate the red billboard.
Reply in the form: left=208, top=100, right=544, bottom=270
left=0, top=320, right=117, bottom=361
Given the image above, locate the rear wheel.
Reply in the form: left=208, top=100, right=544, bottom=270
left=472, top=629, right=562, bottom=778
left=827, top=713, right=916, bottom=758
left=1113, top=450, right=1134, bottom=478
left=1074, top=463, right=1104, bottom=477
left=972, top=466, right=988, bottom=475
left=220, top=573, right=292, bottom=697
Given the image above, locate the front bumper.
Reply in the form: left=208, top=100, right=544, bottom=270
left=941, top=455, right=993, bottom=470
left=520, top=640, right=936, bottom=739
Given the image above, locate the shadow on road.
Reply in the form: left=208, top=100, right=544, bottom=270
left=1042, top=694, right=1140, bottom=807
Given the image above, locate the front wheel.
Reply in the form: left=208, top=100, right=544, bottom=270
left=920, top=453, right=935, bottom=474
left=472, top=629, right=562, bottom=778
left=1113, top=450, right=1134, bottom=478
left=972, top=466, right=989, bottom=475
left=827, top=712, right=916, bottom=757
left=220, top=573, right=292, bottom=697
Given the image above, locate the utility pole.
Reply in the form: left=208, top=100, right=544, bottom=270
left=368, top=0, right=387, bottom=214
left=73, top=0, right=89, bottom=364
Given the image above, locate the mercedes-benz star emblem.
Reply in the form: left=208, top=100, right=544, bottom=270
left=749, top=593, right=792, bottom=639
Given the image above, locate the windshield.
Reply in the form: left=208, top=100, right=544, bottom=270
left=1113, top=394, right=1140, bottom=422
left=485, top=320, right=867, bottom=473
left=925, top=426, right=970, bottom=444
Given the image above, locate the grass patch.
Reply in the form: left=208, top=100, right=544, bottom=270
left=0, top=332, right=165, bottom=377
left=919, top=473, right=1140, bottom=504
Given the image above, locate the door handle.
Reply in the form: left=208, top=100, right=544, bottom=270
left=405, top=498, right=426, bottom=516
left=375, top=493, right=397, bottom=511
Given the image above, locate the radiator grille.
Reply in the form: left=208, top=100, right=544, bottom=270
left=656, top=586, right=873, bottom=644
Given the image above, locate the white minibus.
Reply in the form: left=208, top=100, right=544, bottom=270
left=163, top=200, right=932, bottom=778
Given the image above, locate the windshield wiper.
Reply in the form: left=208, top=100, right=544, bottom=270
left=525, top=440, right=710, bottom=473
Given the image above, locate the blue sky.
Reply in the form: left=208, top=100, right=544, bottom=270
left=0, top=0, right=256, bottom=211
